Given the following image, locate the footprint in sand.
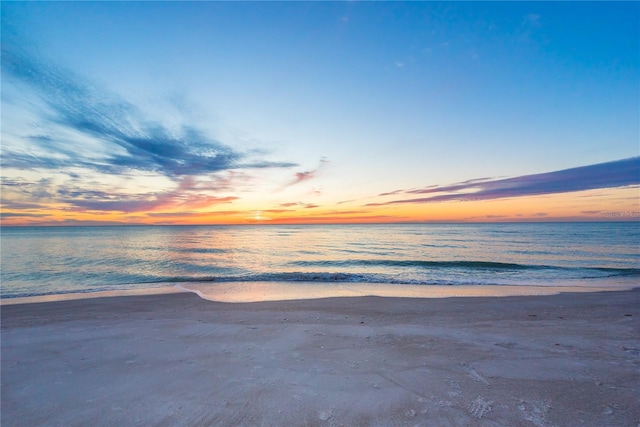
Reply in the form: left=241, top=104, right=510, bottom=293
left=515, top=399, right=551, bottom=427
left=460, top=362, right=489, bottom=385
left=318, top=410, right=333, bottom=421
left=469, top=396, right=493, bottom=419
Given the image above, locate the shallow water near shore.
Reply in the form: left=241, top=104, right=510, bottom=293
left=2, top=222, right=639, bottom=299
left=4, top=281, right=636, bottom=306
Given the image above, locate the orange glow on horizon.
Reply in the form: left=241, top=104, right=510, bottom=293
left=1, top=186, right=638, bottom=226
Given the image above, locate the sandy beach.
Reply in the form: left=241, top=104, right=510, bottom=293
left=2, top=288, right=639, bottom=426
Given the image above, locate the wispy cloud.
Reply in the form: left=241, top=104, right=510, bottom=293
left=2, top=175, right=238, bottom=213
left=68, top=193, right=238, bottom=213
left=1, top=45, right=299, bottom=217
left=378, top=189, right=405, bottom=197
left=285, top=157, right=329, bottom=188
left=368, top=157, right=640, bottom=206
left=1, top=46, right=296, bottom=178
left=0, top=212, right=49, bottom=218
left=279, top=201, right=319, bottom=209
left=64, top=177, right=238, bottom=213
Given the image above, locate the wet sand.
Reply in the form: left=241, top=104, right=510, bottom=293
left=2, top=288, right=639, bottom=426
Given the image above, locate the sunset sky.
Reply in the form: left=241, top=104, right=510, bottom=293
left=1, top=1, right=638, bottom=225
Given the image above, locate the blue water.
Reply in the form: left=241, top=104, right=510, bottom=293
left=1, top=223, right=639, bottom=298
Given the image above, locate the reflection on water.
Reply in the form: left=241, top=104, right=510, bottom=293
left=1, top=223, right=639, bottom=298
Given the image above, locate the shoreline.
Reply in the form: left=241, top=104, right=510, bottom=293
left=0, top=285, right=186, bottom=306
left=2, top=280, right=638, bottom=306
left=2, top=289, right=639, bottom=426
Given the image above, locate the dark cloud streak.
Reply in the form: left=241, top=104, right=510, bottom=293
left=1, top=46, right=296, bottom=178
left=368, top=157, right=640, bottom=206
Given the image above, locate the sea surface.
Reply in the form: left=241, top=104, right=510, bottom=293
left=1, top=223, right=639, bottom=299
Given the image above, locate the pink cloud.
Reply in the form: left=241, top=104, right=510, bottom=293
left=285, top=158, right=329, bottom=188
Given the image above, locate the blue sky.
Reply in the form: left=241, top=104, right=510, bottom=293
left=1, top=2, right=638, bottom=224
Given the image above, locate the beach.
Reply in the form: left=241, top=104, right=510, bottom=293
left=2, top=287, right=639, bottom=426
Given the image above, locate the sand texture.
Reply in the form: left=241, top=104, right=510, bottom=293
left=2, top=289, right=639, bottom=426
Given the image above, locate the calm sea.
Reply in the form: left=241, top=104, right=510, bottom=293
left=1, top=223, right=638, bottom=298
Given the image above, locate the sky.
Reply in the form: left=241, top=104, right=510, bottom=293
left=1, top=1, right=639, bottom=225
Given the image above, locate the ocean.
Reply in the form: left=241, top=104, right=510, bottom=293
left=1, top=222, right=638, bottom=299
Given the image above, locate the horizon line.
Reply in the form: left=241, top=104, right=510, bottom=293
left=1, top=219, right=638, bottom=227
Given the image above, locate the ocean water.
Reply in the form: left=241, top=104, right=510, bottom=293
left=1, top=223, right=639, bottom=299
